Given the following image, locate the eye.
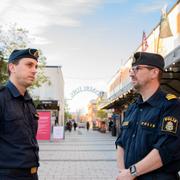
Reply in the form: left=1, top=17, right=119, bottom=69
left=26, top=62, right=37, bottom=68
left=26, top=63, right=32, bottom=67
left=135, top=66, right=140, bottom=71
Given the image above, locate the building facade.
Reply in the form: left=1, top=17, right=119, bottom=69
left=101, top=1, right=180, bottom=135
left=31, top=66, right=64, bottom=126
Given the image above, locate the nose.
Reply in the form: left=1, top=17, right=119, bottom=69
left=129, top=68, right=135, bottom=76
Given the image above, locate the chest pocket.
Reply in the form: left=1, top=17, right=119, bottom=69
left=139, top=121, right=158, bottom=149
left=27, top=103, right=39, bottom=134
left=3, top=107, right=24, bottom=135
left=121, top=121, right=132, bottom=144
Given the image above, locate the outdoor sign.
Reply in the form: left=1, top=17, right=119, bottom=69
left=53, top=126, right=64, bottom=140
left=36, top=111, right=51, bottom=140
left=70, top=86, right=103, bottom=99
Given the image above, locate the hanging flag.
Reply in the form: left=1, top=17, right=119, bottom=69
left=142, top=31, right=148, bottom=52
left=159, top=5, right=173, bottom=38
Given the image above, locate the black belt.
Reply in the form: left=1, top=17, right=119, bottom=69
left=0, top=167, right=38, bottom=176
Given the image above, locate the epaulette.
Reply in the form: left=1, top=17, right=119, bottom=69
left=166, top=94, right=177, bottom=100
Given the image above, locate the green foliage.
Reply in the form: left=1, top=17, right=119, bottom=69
left=0, top=24, right=50, bottom=87
left=29, top=50, right=51, bottom=90
left=33, top=98, right=41, bottom=108
left=64, top=111, right=72, bottom=121
left=0, top=52, right=8, bottom=84
left=97, top=109, right=107, bottom=119
left=64, top=100, right=72, bottom=120
left=0, top=24, right=29, bottom=56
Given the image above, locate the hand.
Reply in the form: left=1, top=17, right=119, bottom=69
left=116, top=169, right=135, bottom=180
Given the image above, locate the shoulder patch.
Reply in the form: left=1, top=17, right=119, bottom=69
left=166, top=94, right=177, bottom=100
left=161, top=116, right=178, bottom=134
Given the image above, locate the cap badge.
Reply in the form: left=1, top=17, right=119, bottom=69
left=29, top=48, right=39, bottom=58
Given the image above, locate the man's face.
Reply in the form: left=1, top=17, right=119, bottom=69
left=9, top=58, right=38, bottom=88
left=129, top=65, right=155, bottom=92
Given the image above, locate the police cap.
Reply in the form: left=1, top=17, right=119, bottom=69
left=132, top=52, right=165, bottom=71
left=8, top=48, right=39, bottom=63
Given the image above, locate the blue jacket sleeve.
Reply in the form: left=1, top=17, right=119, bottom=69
left=153, top=99, right=180, bottom=165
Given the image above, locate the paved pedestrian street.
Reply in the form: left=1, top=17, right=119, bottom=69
left=38, top=129, right=118, bottom=180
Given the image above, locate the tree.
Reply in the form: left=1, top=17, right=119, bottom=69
left=30, top=49, right=51, bottom=90
left=64, top=101, right=72, bottom=121
left=0, top=51, right=8, bottom=84
left=64, top=111, right=72, bottom=121
left=0, top=24, right=50, bottom=87
left=97, top=109, right=107, bottom=120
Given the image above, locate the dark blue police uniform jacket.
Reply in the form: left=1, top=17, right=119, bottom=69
left=0, top=81, right=39, bottom=169
left=115, top=88, right=180, bottom=179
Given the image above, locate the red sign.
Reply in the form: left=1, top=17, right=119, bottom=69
left=36, top=111, right=51, bottom=140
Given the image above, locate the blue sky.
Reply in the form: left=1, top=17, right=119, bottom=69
left=0, top=0, right=177, bottom=112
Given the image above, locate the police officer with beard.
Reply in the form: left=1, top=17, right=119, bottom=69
left=115, top=52, right=180, bottom=180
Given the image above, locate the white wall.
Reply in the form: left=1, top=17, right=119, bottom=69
left=31, top=66, right=64, bottom=125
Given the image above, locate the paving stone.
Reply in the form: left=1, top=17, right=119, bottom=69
left=38, top=129, right=118, bottom=180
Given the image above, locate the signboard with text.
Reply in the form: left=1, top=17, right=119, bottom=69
left=36, top=111, right=51, bottom=140
left=53, top=126, right=64, bottom=140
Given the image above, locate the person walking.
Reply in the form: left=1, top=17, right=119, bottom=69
left=0, top=48, right=40, bottom=179
left=73, top=121, right=77, bottom=131
left=108, top=118, right=113, bottom=131
left=115, top=52, right=180, bottom=180
left=86, top=121, right=90, bottom=131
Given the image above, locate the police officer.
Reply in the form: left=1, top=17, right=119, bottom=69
left=115, top=52, right=180, bottom=180
left=0, top=48, right=40, bottom=179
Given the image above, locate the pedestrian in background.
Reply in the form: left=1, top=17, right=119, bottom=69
left=86, top=121, right=90, bottom=131
left=73, top=121, right=77, bottom=131
left=0, top=48, right=40, bottom=179
left=66, top=120, right=72, bottom=132
left=115, top=52, right=180, bottom=180
left=108, top=118, right=113, bottom=131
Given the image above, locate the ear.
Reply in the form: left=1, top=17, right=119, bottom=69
left=151, top=68, right=159, bottom=80
left=8, top=63, right=16, bottom=74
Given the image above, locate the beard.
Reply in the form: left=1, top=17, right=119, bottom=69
left=132, top=79, right=150, bottom=94
left=131, top=76, right=141, bottom=93
left=133, top=83, right=141, bottom=93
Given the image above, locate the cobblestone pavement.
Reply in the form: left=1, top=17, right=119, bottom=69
left=38, top=128, right=118, bottom=180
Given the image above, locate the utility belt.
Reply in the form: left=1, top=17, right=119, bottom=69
left=0, top=167, right=38, bottom=176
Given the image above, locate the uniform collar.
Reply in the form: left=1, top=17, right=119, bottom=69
left=146, top=88, right=164, bottom=107
left=6, top=81, right=32, bottom=100
left=136, top=88, right=164, bottom=107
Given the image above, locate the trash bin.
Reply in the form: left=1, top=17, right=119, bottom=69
left=111, top=125, right=116, bottom=136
